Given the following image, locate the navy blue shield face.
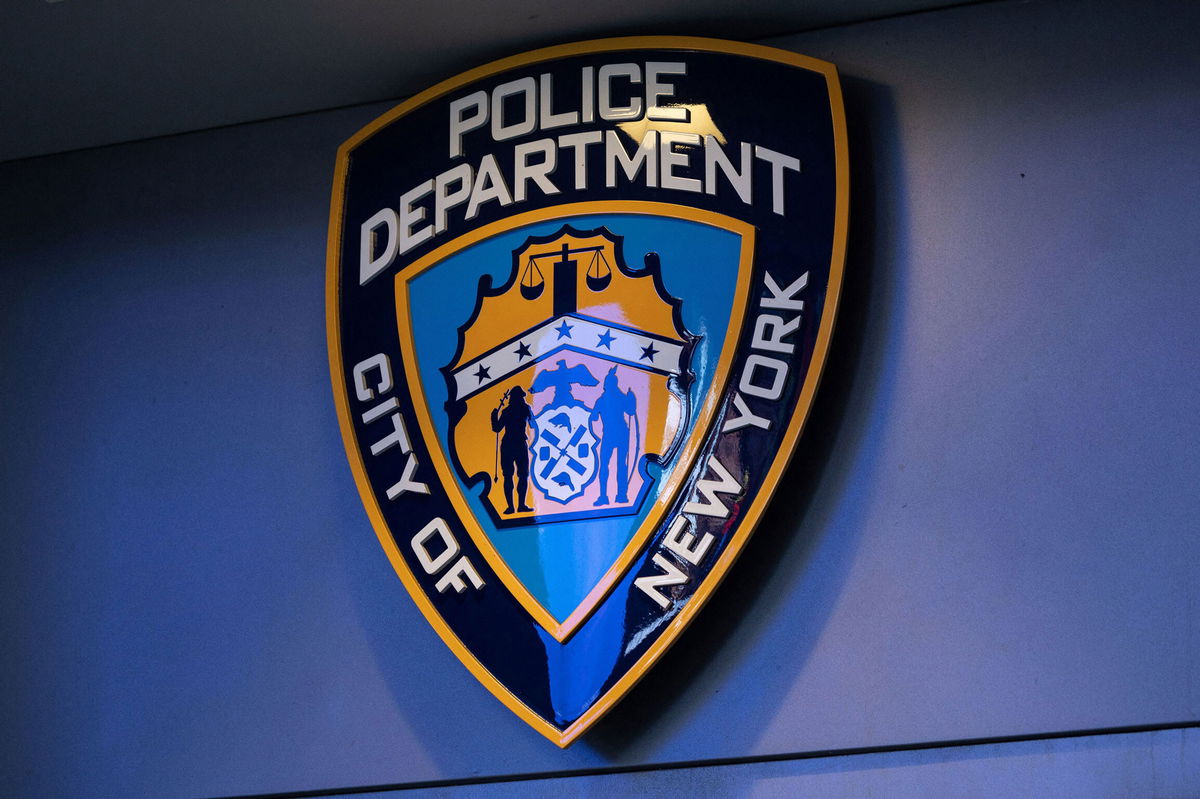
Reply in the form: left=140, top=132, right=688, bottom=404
left=328, top=38, right=847, bottom=746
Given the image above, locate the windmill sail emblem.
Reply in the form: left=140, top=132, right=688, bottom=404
left=328, top=37, right=848, bottom=747
left=444, top=228, right=693, bottom=527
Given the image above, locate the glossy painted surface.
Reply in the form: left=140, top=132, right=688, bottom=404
left=405, top=213, right=748, bottom=627
left=328, top=40, right=847, bottom=743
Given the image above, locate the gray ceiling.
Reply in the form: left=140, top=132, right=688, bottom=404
left=1, top=0, right=954, bottom=162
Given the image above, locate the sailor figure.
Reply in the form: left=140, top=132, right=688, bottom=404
left=491, top=386, right=534, bottom=514
left=590, top=367, right=637, bottom=506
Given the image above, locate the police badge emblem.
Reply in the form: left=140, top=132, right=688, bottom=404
left=327, top=38, right=847, bottom=745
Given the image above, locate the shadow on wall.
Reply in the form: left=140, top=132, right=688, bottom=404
left=586, top=75, right=912, bottom=759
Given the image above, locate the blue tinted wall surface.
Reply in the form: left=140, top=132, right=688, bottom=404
left=0, top=0, right=1197, bottom=796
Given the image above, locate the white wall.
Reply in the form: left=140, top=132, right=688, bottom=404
left=0, top=0, right=1196, bottom=795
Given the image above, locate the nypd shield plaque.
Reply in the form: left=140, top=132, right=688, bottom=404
left=327, top=37, right=847, bottom=746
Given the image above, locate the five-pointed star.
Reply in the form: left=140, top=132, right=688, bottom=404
left=596, top=329, right=616, bottom=349
left=639, top=343, right=659, bottom=361
left=473, top=363, right=491, bottom=383
left=554, top=320, right=574, bottom=339
left=513, top=341, right=532, bottom=360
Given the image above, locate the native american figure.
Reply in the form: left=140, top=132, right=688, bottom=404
left=590, top=367, right=638, bottom=506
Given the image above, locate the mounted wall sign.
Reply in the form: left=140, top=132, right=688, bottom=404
left=327, top=36, right=847, bottom=746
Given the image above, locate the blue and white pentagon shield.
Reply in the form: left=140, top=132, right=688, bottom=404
left=327, top=37, right=848, bottom=746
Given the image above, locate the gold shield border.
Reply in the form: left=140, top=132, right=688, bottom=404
left=327, top=36, right=849, bottom=747
left=395, top=201, right=755, bottom=643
